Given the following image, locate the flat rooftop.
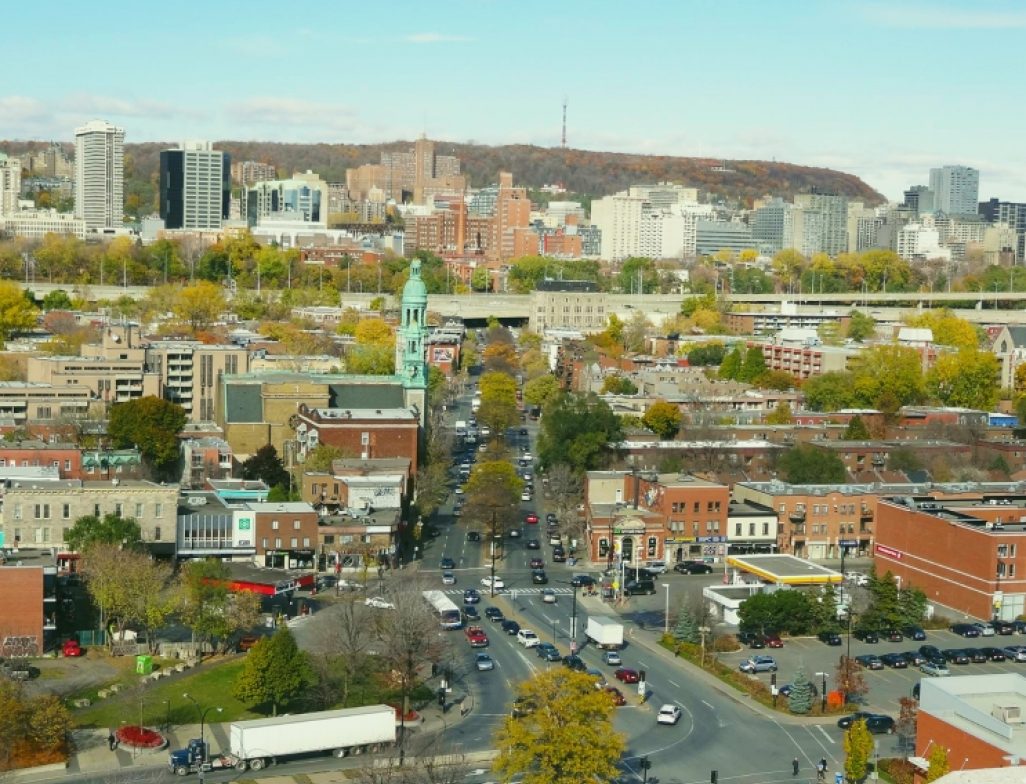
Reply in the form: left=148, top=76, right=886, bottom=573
left=920, top=674, right=1026, bottom=760
left=725, top=554, right=843, bottom=585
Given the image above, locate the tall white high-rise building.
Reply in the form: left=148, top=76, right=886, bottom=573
left=0, top=153, right=21, bottom=216
left=74, top=120, right=125, bottom=230
left=929, top=165, right=979, bottom=216
left=159, top=141, right=230, bottom=230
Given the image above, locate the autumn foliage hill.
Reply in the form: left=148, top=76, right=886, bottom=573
left=0, top=139, right=884, bottom=210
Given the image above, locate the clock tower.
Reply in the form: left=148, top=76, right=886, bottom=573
left=397, top=258, right=428, bottom=422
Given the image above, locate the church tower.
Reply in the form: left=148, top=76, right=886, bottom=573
left=397, top=258, right=428, bottom=423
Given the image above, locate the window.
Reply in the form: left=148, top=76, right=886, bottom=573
left=62, top=504, right=70, bottom=519
left=154, top=503, right=163, bottom=518
left=261, top=537, right=268, bottom=548
left=762, top=522, right=769, bottom=536
left=322, top=535, right=334, bottom=544
left=154, top=527, right=161, bottom=541
left=293, top=520, right=301, bottom=530
left=13, top=528, right=20, bottom=542
left=692, top=522, right=699, bottom=535
left=749, top=523, right=756, bottom=537
left=272, top=520, right=280, bottom=530
left=290, top=538, right=298, bottom=548
left=114, top=503, right=123, bottom=518
left=693, top=502, right=700, bottom=514
left=599, top=538, right=610, bottom=557
left=303, top=537, right=310, bottom=547
left=135, top=503, right=143, bottom=518
left=999, top=544, right=1009, bottom=558
left=647, top=537, right=657, bottom=557
left=735, top=523, right=742, bottom=536
left=274, top=538, right=282, bottom=548
left=64, top=459, right=71, bottom=471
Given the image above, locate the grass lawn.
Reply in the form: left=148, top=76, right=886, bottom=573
left=72, top=657, right=261, bottom=730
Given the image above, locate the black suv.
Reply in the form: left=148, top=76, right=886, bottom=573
left=950, top=623, right=981, bottom=637
left=570, top=574, right=596, bottom=588
left=531, top=569, right=548, bottom=584
left=624, top=579, right=656, bottom=596
left=675, top=561, right=713, bottom=575
left=853, top=628, right=880, bottom=643
left=739, top=631, right=766, bottom=648
left=818, top=631, right=842, bottom=646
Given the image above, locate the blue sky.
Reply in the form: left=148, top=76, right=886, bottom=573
left=4, top=0, right=1025, bottom=202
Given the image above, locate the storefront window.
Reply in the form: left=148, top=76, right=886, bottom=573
left=647, top=537, right=657, bottom=557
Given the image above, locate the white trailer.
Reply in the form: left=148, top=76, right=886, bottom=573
left=585, top=615, right=624, bottom=650
left=169, top=705, right=395, bottom=775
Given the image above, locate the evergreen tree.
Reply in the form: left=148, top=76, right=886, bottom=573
left=843, top=415, right=871, bottom=440
left=740, top=345, right=767, bottom=382
left=718, top=346, right=743, bottom=380
left=672, top=605, right=700, bottom=643
left=233, top=626, right=311, bottom=716
left=787, top=667, right=815, bottom=715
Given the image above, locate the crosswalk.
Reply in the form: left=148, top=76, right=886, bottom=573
left=442, top=587, right=574, bottom=596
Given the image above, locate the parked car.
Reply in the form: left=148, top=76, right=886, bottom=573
left=643, top=560, right=668, bottom=574
left=980, top=647, right=1007, bottom=661
left=855, top=654, right=884, bottom=671
left=853, top=628, right=880, bottom=643
left=364, top=596, right=395, bottom=609
left=739, top=631, right=766, bottom=649
left=973, top=622, right=996, bottom=637
left=903, top=625, right=927, bottom=641
left=920, top=659, right=950, bottom=676
left=1004, top=645, right=1026, bottom=662
left=603, top=650, right=622, bottom=666
left=624, top=579, right=656, bottom=596
left=920, top=644, right=943, bottom=660
left=994, top=621, right=1016, bottom=636
left=62, top=639, right=83, bottom=657
left=779, top=682, right=819, bottom=698
left=2, top=662, right=39, bottom=681
left=763, top=633, right=784, bottom=648
left=965, top=648, right=989, bottom=663
left=884, top=629, right=904, bottom=643
left=614, top=668, right=641, bottom=683
left=570, top=574, right=597, bottom=588
left=674, top=561, right=713, bottom=575
left=818, top=631, right=842, bottom=646
left=552, top=548, right=567, bottom=563
left=237, top=636, right=259, bottom=653
left=657, top=704, right=682, bottom=725
left=900, top=650, right=926, bottom=666
left=941, top=648, right=970, bottom=665
left=950, top=623, right=981, bottom=638
left=739, top=656, right=778, bottom=673
left=545, top=513, right=557, bottom=524
left=880, top=653, right=909, bottom=669
left=836, top=712, right=895, bottom=734
left=475, top=653, right=495, bottom=671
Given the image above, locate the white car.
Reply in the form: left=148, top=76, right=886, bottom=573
left=517, top=629, right=540, bottom=648
left=657, top=704, right=682, bottom=725
left=454, top=487, right=464, bottom=495
left=364, top=596, right=395, bottom=610
left=521, top=491, right=532, bottom=502
left=481, top=576, right=506, bottom=590
left=541, top=588, right=557, bottom=604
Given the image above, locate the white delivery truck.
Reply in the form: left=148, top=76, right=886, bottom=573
left=455, top=420, right=468, bottom=436
left=585, top=615, right=624, bottom=650
left=168, top=705, right=395, bottom=774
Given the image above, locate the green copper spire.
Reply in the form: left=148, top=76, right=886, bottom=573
left=397, top=258, right=428, bottom=389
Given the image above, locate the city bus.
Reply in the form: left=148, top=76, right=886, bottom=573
left=422, top=590, right=462, bottom=630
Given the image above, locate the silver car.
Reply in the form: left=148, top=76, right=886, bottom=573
left=475, top=653, right=495, bottom=671
left=1003, top=646, right=1026, bottom=662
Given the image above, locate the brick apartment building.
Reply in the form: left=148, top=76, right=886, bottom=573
left=246, top=502, right=319, bottom=568
left=294, top=405, right=419, bottom=474
left=0, top=562, right=56, bottom=656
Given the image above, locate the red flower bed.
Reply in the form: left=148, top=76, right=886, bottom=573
left=116, top=725, right=167, bottom=749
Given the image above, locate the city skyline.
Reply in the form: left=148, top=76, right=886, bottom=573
left=3, top=0, right=1025, bottom=202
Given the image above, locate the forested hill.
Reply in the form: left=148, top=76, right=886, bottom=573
left=2, top=139, right=885, bottom=209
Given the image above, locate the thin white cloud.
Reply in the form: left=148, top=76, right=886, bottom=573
left=860, top=2, right=1026, bottom=29
left=64, top=93, right=177, bottom=119
left=403, top=32, right=473, bottom=43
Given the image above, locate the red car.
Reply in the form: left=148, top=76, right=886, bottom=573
left=525, top=513, right=539, bottom=524
left=764, top=633, right=784, bottom=648
left=465, top=626, right=489, bottom=647
left=614, top=668, right=640, bottom=684
left=605, top=686, right=627, bottom=706
left=529, top=557, right=545, bottom=569
left=62, top=639, right=83, bottom=657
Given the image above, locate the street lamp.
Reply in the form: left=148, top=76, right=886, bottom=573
left=183, top=693, right=223, bottom=755
left=639, top=756, right=652, bottom=784
left=816, top=671, right=828, bottom=713
left=557, top=579, right=580, bottom=652
left=661, top=583, right=670, bottom=635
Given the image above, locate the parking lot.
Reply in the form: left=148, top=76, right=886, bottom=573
left=719, top=627, right=1026, bottom=715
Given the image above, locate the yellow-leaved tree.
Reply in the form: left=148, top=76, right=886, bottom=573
left=494, top=668, right=626, bottom=784
left=173, top=281, right=226, bottom=332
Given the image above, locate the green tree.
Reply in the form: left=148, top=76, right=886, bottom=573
left=718, top=346, right=743, bottom=380
left=925, top=743, right=950, bottom=782
left=846, top=310, right=876, bottom=342
left=642, top=400, right=683, bottom=439
left=303, top=444, right=348, bottom=473
left=178, top=558, right=263, bottom=651
left=897, top=585, right=928, bottom=627
left=888, top=447, right=923, bottom=473
left=65, top=513, right=141, bottom=553
left=803, top=372, right=857, bottom=411
left=107, top=396, right=187, bottom=479
left=241, top=444, right=290, bottom=489
left=537, top=393, right=623, bottom=473
left=233, top=626, right=311, bottom=716
left=618, top=256, right=658, bottom=294
left=686, top=342, right=727, bottom=366
left=738, top=591, right=820, bottom=635
left=764, top=402, right=793, bottom=425
left=348, top=317, right=396, bottom=374
left=672, top=605, right=700, bottom=643
left=843, top=415, right=871, bottom=440
left=0, top=280, right=38, bottom=341
left=787, top=667, right=815, bottom=715
left=681, top=293, right=716, bottom=317
left=41, top=289, right=73, bottom=311
left=600, top=375, right=638, bottom=395
left=926, top=348, right=1000, bottom=410
left=740, top=345, right=767, bottom=382
left=844, top=720, right=875, bottom=784
left=849, top=344, right=926, bottom=410
left=494, top=668, right=626, bottom=784
left=778, top=444, right=846, bottom=484
left=862, top=569, right=902, bottom=629
left=754, top=370, right=800, bottom=391
left=523, top=375, right=560, bottom=408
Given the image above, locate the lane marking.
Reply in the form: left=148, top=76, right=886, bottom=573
left=701, top=699, right=714, bottom=709
left=668, top=679, right=680, bottom=688
left=816, top=725, right=835, bottom=744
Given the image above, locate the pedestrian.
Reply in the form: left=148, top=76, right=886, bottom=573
left=107, top=731, right=116, bottom=751
left=793, top=757, right=800, bottom=777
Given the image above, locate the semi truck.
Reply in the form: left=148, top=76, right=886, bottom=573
left=168, top=705, right=395, bottom=775
left=585, top=615, right=624, bottom=650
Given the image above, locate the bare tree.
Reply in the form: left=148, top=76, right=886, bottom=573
left=545, top=463, right=584, bottom=541
left=305, top=593, right=376, bottom=708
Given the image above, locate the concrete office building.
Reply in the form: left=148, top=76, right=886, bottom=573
left=74, top=120, right=125, bottom=231
left=0, top=209, right=86, bottom=240
left=793, top=192, right=849, bottom=256
left=694, top=219, right=757, bottom=257
left=930, top=165, right=980, bottom=216
left=159, top=141, right=230, bottom=230
left=751, top=198, right=795, bottom=252
left=0, top=152, right=21, bottom=216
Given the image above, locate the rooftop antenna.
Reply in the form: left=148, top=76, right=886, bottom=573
left=561, top=95, right=568, bottom=149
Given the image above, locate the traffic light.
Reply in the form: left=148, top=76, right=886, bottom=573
left=640, top=758, right=652, bottom=771
left=711, top=771, right=718, bottom=784
left=770, top=673, right=777, bottom=687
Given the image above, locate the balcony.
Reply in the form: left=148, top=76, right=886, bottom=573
left=860, top=506, right=873, bottom=521
left=860, top=523, right=872, bottom=534
left=789, top=509, right=806, bottom=523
